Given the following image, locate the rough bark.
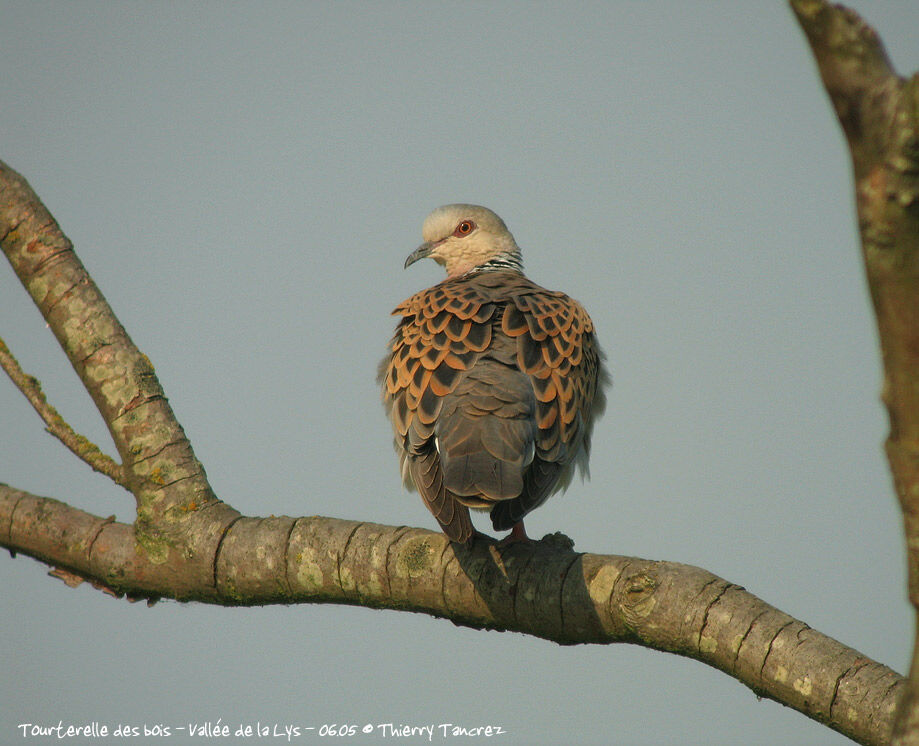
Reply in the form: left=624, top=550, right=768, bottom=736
left=0, top=159, right=240, bottom=583
left=0, top=483, right=903, bottom=745
left=791, top=1, right=919, bottom=743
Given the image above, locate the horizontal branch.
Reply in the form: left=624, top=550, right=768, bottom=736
left=0, top=483, right=901, bottom=746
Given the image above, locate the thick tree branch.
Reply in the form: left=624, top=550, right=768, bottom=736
left=0, top=482, right=902, bottom=746
left=0, top=160, right=227, bottom=529
left=0, top=336, right=129, bottom=488
left=792, top=1, right=919, bottom=743
left=0, top=159, right=240, bottom=587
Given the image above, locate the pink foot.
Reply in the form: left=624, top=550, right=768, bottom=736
left=496, top=521, right=532, bottom=547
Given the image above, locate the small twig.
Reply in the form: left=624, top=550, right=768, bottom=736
left=0, top=336, right=130, bottom=489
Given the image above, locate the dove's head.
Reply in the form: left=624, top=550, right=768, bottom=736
left=404, top=204, right=523, bottom=277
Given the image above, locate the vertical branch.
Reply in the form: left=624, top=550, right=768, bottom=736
left=791, top=1, right=919, bottom=742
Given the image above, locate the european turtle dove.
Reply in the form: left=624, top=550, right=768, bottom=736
left=379, top=205, right=608, bottom=545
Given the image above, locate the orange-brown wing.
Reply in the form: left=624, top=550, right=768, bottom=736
left=380, top=279, right=497, bottom=451
left=488, top=281, right=606, bottom=531
left=378, top=278, right=499, bottom=543
left=502, top=284, right=604, bottom=465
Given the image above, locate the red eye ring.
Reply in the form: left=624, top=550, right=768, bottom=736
left=453, top=220, right=475, bottom=237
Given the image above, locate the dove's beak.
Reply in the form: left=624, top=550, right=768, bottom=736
left=404, top=242, right=435, bottom=269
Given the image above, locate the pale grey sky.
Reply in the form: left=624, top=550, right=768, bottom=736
left=2, top=2, right=917, bottom=744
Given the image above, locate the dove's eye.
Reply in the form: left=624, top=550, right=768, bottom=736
left=453, top=220, right=475, bottom=237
